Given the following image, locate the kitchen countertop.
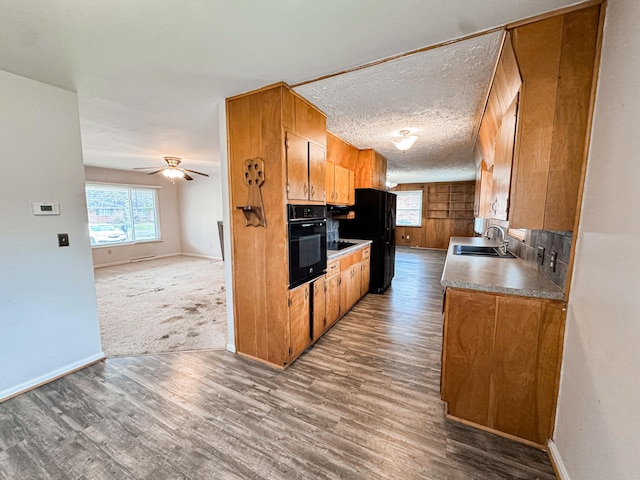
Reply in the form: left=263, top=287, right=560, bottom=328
left=327, top=239, right=372, bottom=260
left=441, top=236, right=565, bottom=301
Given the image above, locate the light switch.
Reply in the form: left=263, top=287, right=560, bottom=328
left=537, top=246, right=545, bottom=265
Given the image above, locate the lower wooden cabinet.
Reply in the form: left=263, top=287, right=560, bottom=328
left=288, top=283, right=311, bottom=362
left=312, top=275, right=326, bottom=341
left=326, top=259, right=341, bottom=327
left=441, top=287, right=565, bottom=446
left=360, top=246, right=371, bottom=297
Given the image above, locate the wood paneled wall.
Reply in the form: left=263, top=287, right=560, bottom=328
left=393, top=182, right=476, bottom=250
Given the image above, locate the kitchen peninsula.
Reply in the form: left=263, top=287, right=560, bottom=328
left=441, top=236, right=566, bottom=448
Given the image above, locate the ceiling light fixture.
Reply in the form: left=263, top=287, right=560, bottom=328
left=162, top=168, right=185, bottom=179
left=391, top=129, right=418, bottom=152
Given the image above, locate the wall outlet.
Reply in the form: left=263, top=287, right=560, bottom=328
left=550, top=251, right=557, bottom=271
left=58, top=233, right=69, bottom=247
left=537, top=246, right=545, bottom=265
left=406, top=235, right=410, bottom=240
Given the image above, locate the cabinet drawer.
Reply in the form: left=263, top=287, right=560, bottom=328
left=327, top=259, right=340, bottom=276
left=340, top=250, right=362, bottom=270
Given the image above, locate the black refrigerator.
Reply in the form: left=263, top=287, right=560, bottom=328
left=339, top=189, right=396, bottom=294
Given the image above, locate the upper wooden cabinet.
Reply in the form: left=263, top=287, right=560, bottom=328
left=475, top=32, right=522, bottom=221
left=508, top=5, right=602, bottom=230
left=355, top=149, right=387, bottom=191
left=286, top=131, right=325, bottom=202
left=326, top=132, right=357, bottom=205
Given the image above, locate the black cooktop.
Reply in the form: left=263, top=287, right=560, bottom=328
left=327, top=240, right=357, bottom=251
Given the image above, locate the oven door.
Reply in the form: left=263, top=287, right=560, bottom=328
left=288, top=220, right=327, bottom=288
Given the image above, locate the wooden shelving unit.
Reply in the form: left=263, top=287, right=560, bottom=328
left=426, top=183, right=475, bottom=219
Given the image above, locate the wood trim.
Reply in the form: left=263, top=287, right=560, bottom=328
left=506, top=0, right=604, bottom=29
left=292, top=27, right=504, bottom=88
left=235, top=351, right=286, bottom=370
left=0, top=356, right=105, bottom=404
left=327, top=130, right=359, bottom=151
left=445, top=412, right=547, bottom=451
left=473, top=30, right=507, bottom=151
left=565, top=1, right=606, bottom=299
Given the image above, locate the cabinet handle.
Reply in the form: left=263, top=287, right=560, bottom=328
left=304, top=183, right=308, bottom=195
left=311, top=185, right=315, bottom=198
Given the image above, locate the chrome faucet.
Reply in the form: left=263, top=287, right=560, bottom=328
left=483, top=225, right=509, bottom=255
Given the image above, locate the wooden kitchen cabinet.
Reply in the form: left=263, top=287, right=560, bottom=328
left=326, top=162, right=354, bottom=206
left=227, top=82, right=327, bottom=368
left=441, top=287, right=566, bottom=447
left=312, top=275, right=326, bottom=341
left=326, top=132, right=357, bottom=205
left=285, top=131, right=325, bottom=202
left=491, top=94, right=519, bottom=220
left=355, top=148, right=387, bottom=190
left=340, top=250, right=362, bottom=314
left=508, top=5, right=602, bottom=230
left=360, top=246, right=370, bottom=297
left=288, top=283, right=311, bottom=362
left=325, top=258, right=341, bottom=327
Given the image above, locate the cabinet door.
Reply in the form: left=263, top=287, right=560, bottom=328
left=289, top=283, right=310, bottom=361
left=441, top=288, right=496, bottom=426
left=334, top=165, right=349, bottom=205
left=286, top=132, right=309, bottom=201
left=491, top=95, right=519, bottom=220
left=491, top=296, right=565, bottom=444
left=326, top=273, right=341, bottom=326
left=325, top=161, right=336, bottom=204
left=343, top=264, right=361, bottom=311
left=360, top=259, right=370, bottom=298
left=308, top=142, right=326, bottom=202
left=312, top=275, right=326, bottom=341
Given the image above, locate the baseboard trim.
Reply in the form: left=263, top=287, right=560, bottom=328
left=548, top=440, right=571, bottom=480
left=93, top=253, right=181, bottom=269
left=226, top=343, right=236, bottom=353
left=181, top=252, right=223, bottom=261
left=0, top=352, right=105, bottom=403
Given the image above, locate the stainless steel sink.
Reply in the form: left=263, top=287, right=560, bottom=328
left=452, top=245, right=516, bottom=258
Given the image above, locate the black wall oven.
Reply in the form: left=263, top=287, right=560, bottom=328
left=288, top=204, right=327, bottom=289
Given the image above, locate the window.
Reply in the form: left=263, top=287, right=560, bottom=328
left=85, top=183, right=160, bottom=247
left=396, top=190, right=423, bottom=227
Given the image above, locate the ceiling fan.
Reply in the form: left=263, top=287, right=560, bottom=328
left=133, top=156, right=209, bottom=181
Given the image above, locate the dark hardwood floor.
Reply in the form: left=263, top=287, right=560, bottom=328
left=0, top=247, right=556, bottom=479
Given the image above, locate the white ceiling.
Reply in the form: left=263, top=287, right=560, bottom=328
left=0, top=0, right=583, bottom=180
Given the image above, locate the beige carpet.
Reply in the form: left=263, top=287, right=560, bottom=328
left=94, top=255, right=228, bottom=356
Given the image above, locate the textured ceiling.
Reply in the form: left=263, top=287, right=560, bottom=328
left=295, top=31, right=503, bottom=184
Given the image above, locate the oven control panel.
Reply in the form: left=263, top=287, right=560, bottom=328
left=287, top=204, right=326, bottom=221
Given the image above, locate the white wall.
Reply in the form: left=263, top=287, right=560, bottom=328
left=85, top=166, right=182, bottom=266
left=0, top=70, right=103, bottom=400
left=552, top=2, right=640, bottom=479
left=178, top=172, right=224, bottom=259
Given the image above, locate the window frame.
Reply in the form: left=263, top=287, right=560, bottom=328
left=395, top=190, right=423, bottom=228
left=85, top=182, right=162, bottom=248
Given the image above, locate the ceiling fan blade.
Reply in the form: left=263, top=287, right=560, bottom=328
left=183, top=169, right=209, bottom=177
left=182, top=172, right=194, bottom=181
left=133, top=166, right=160, bottom=170
left=146, top=169, right=164, bottom=175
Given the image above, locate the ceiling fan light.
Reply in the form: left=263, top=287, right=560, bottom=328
left=163, top=168, right=184, bottom=178
left=391, top=129, right=418, bottom=151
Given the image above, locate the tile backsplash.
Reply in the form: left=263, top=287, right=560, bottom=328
left=504, top=229, right=573, bottom=290
left=327, top=218, right=339, bottom=243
